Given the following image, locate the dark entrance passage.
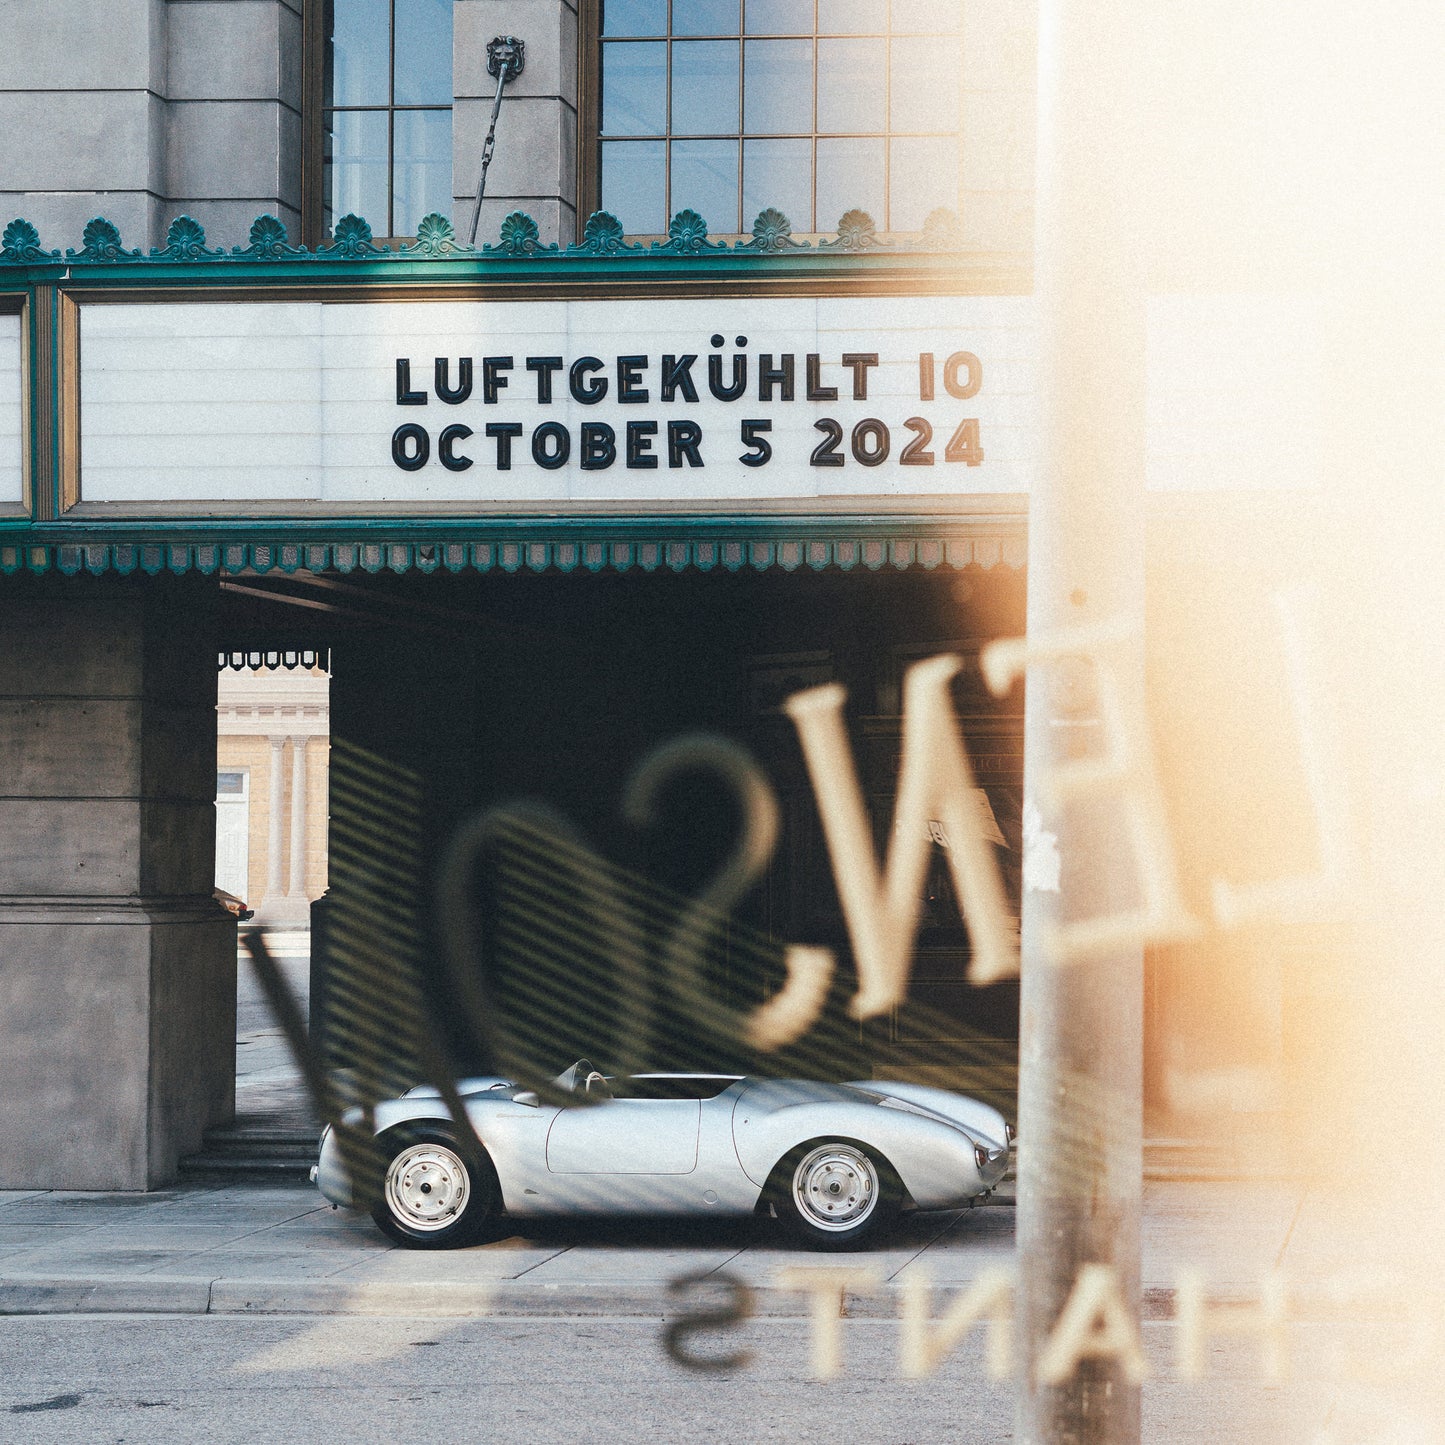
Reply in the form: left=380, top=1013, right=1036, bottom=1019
left=220, top=561, right=1025, bottom=1118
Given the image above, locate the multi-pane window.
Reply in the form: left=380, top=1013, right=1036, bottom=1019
left=324, top=0, right=454, bottom=239
left=598, top=0, right=964, bottom=235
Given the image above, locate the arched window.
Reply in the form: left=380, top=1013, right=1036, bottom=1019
left=321, top=0, right=454, bottom=240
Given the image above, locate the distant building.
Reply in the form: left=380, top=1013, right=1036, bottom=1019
left=216, top=663, right=330, bottom=926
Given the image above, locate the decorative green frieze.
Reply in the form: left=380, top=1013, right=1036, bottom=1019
left=20, top=531, right=1024, bottom=582
left=741, top=208, right=805, bottom=253
left=660, top=210, right=723, bottom=255
left=0, top=206, right=985, bottom=271
left=72, top=216, right=142, bottom=262
left=0, top=218, right=54, bottom=263
left=820, top=209, right=880, bottom=252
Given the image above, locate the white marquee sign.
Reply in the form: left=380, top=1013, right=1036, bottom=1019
left=77, top=297, right=1039, bottom=508
left=0, top=313, right=22, bottom=505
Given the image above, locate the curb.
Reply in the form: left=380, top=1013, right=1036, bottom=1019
left=1, top=1272, right=1144, bottom=1320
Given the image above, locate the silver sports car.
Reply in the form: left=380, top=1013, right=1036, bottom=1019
left=314, top=1061, right=1013, bottom=1250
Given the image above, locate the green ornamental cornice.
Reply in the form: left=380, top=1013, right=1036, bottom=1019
left=0, top=206, right=1029, bottom=579
left=0, top=530, right=1025, bottom=581
left=0, top=205, right=996, bottom=280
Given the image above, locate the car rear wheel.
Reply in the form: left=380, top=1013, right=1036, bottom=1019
left=776, top=1140, right=900, bottom=1249
left=371, top=1128, right=496, bottom=1249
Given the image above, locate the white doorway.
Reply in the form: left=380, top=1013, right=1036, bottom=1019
left=214, top=768, right=250, bottom=901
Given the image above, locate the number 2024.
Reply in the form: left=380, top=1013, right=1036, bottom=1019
left=810, top=416, right=984, bottom=468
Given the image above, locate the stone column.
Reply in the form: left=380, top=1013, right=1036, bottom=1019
left=264, top=734, right=287, bottom=905
left=286, top=735, right=308, bottom=903
left=0, top=574, right=234, bottom=1189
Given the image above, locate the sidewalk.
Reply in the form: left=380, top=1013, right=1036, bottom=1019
left=0, top=1178, right=1344, bottom=1318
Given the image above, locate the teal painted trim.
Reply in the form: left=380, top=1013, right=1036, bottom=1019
left=0, top=207, right=1014, bottom=285
left=11, top=524, right=1024, bottom=581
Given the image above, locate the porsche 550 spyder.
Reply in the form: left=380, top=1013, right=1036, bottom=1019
left=314, top=1061, right=1013, bottom=1249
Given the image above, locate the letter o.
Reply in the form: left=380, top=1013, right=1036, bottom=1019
left=850, top=418, right=890, bottom=467
left=392, top=423, right=430, bottom=471
left=943, top=351, right=982, bottom=400
left=531, top=421, right=571, bottom=470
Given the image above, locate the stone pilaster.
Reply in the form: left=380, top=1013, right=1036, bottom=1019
left=0, top=574, right=234, bottom=1189
left=453, top=0, right=578, bottom=247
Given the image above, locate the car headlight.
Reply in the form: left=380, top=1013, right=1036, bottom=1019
left=974, top=1144, right=989, bottom=1170
left=1005, top=1121, right=1017, bottom=1145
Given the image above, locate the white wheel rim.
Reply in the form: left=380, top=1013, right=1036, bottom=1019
left=792, top=1144, right=878, bottom=1232
left=384, top=1142, right=471, bottom=1232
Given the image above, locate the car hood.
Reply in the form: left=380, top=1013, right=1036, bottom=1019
left=846, top=1080, right=1010, bottom=1150
left=734, top=1078, right=887, bottom=1111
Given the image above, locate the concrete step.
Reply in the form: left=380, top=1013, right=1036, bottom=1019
left=178, top=1119, right=318, bottom=1180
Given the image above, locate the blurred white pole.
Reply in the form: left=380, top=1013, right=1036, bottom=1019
left=1015, top=0, right=1147, bottom=1439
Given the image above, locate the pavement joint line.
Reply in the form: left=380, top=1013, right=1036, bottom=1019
left=695, top=1246, right=746, bottom=1281
left=0, top=1271, right=1214, bottom=1320
left=881, top=1205, right=974, bottom=1283
left=505, top=1245, right=573, bottom=1281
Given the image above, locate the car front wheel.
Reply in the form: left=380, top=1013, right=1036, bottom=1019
left=371, top=1128, right=496, bottom=1248
left=777, top=1140, right=900, bottom=1249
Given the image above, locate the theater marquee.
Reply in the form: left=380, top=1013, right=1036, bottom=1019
left=75, top=296, right=1037, bottom=510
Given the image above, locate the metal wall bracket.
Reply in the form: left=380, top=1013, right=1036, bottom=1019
left=469, top=36, right=526, bottom=246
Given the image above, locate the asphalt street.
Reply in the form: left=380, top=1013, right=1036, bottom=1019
left=2, top=941, right=1428, bottom=1441
left=0, top=1314, right=1365, bottom=1445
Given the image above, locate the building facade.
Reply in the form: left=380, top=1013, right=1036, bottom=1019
left=1, top=2, right=1283, bottom=1192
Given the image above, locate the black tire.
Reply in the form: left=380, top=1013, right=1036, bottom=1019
left=370, top=1126, right=498, bottom=1249
left=772, top=1138, right=901, bottom=1250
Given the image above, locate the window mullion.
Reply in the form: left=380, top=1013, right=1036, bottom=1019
left=388, top=0, right=397, bottom=237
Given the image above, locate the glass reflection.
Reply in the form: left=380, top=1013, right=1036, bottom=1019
left=602, top=40, right=668, bottom=135
left=671, top=41, right=740, bottom=135
left=817, top=36, right=884, bottom=133
left=745, top=0, right=814, bottom=34
left=393, top=109, right=453, bottom=236
left=888, top=134, right=958, bottom=231
left=816, top=136, right=884, bottom=230
left=330, top=0, right=390, bottom=107
left=394, top=0, right=453, bottom=106
left=816, top=0, right=884, bottom=35
left=601, top=0, right=667, bottom=36
left=328, top=109, right=389, bottom=231
left=673, top=0, right=741, bottom=36
left=744, top=39, right=812, bottom=134
left=602, top=139, right=667, bottom=232
left=743, top=137, right=812, bottom=229
left=890, top=36, right=961, bottom=133
left=595, top=0, right=966, bottom=233
left=890, top=0, right=957, bottom=35
left=672, top=138, right=741, bottom=232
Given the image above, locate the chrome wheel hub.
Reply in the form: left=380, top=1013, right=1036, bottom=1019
left=384, top=1142, right=470, bottom=1232
left=792, top=1145, right=878, bottom=1231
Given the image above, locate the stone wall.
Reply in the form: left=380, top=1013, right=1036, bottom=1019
left=0, top=0, right=302, bottom=251
left=0, top=575, right=234, bottom=1188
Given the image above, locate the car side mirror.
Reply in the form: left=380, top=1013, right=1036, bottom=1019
left=512, top=1090, right=540, bottom=1107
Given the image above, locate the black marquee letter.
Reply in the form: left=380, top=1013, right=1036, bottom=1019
left=485, top=422, right=524, bottom=470
left=569, top=357, right=608, bottom=405
left=392, top=423, right=429, bottom=470
left=626, top=420, right=659, bottom=468
left=434, top=357, right=472, bottom=404
left=531, top=422, right=571, bottom=470
left=667, top=420, right=704, bottom=467
left=396, top=359, right=427, bottom=405
left=438, top=423, right=474, bottom=471
left=580, top=422, right=616, bottom=470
